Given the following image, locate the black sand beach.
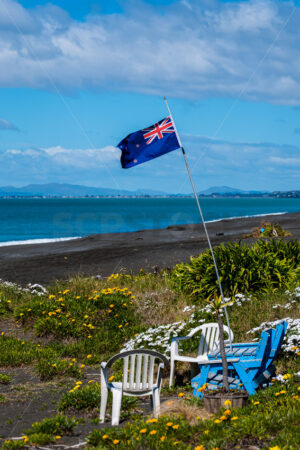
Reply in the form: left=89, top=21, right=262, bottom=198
left=0, top=212, right=299, bottom=285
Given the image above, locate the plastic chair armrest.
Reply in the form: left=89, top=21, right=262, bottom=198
left=171, top=336, right=191, bottom=342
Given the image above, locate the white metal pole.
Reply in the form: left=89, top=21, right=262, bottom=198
left=164, top=96, right=232, bottom=349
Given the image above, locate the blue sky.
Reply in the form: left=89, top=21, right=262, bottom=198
left=0, top=0, right=299, bottom=193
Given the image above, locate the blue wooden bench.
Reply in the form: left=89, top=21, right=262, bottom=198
left=191, top=321, right=287, bottom=397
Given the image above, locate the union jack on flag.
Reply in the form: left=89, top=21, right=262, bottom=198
left=117, top=115, right=180, bottom=169
left=143, top=117, right=175, bottom=145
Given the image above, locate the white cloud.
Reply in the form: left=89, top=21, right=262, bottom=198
left=0, top=137, right=299, bottom=192
left=0, top=118, right=18, bottom=130
left=0, top=0, right=299, bottom=104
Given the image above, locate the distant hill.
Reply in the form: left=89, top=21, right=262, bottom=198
left=0, top=183, right=298, bottom=198
left=198, top=186, right=266, bottom=195
left=0, top=183, right=167, bottom=197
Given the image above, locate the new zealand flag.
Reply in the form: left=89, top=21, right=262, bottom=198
left=117, top=116, right=180, bottom=168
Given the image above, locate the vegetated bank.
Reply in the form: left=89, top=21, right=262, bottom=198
left=0, top=238, right=299, bottom=448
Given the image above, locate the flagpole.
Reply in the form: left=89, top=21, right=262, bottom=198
left=164, top=96, right=232, bottom=349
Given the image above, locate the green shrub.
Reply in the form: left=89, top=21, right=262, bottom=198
left=2, top=440, right=26, bottom=449
left=0, top=373, right=12, bottom=384
left=25, top=413, right=77, bottom=436
left=58, top=382, right=101, bottom=411
left=36, top=357, right=82, bottom=381
left=171, top=239, right=300, bottom=300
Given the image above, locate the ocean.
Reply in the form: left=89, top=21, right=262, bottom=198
left=0, top=197, right=299, bottom=245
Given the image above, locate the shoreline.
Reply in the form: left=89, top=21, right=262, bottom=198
left=0, top=211, right=299, bottom=285
left=0, top=211, right=289, bottom=248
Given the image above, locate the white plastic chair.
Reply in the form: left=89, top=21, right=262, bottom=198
left=100, top=349, right=168, bottom=426
left=169, top=322, right=234, bottom=387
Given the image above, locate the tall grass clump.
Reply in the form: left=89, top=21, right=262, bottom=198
left=171, top=239, right=300, bottom=300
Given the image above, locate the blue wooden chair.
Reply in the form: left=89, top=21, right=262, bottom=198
left=191, top=321, right=287, bottom=397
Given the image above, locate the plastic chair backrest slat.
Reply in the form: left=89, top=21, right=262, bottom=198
left=142, top=355, right=149, bottom=389
left=122, top=356, right=129, bottom=389
left=148, top=356, right=155, bottom=389
left=129, top=355, right=136, bottom=390
left=135, top=354, right=142, bottom=388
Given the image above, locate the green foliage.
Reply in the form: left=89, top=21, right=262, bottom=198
left=14, top=287, right=142, bottom=358
left=0, top=373, right=12, bottom=384
left=0, top=293, right=12, bottom=315
left=2, top=440, right=26, bottom=449
left=171, top=239, right=300, bottom=300
left=36, top=357, right=82, bottom=381
left=0, top=335, right=39, bottom=366
left=25, top=413, right=77, bottom=436
left=58, top=382, right=101, bottom=411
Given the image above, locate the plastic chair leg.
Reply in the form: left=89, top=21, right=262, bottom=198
left=99, top=386, right=108, bottom=423
left=152, top=388, right=160, bottom=418
left=111, top=388, right=122, bottom=426
left=169, top=358, right=175, bottom=387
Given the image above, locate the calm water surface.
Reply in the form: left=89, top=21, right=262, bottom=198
left=0, top=197, right=299, bottom=244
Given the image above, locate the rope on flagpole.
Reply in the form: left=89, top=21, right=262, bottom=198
left=164, top=96, right=232, bottom=350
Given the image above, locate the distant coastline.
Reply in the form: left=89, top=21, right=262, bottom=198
left=1, top=191, right=299, bottom=199
left=0, top=183, right=299, bottom=198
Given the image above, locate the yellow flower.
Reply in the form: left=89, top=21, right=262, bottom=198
left=80, top=364, right=85, bottom=369
left=118, top=325, right=123, bottom=328
left=110, top=304, right=114, bottom=308
left=88, top=380, right=94, bottom=383
left=140, top=428, right=147, bottom=433
left=269, top=446, right=281, bottom=450
left=253, top=401, right=260, bottom=405
left=102, top=435, right=109, bottom=439
left=275, top=392, right=280, bottom=396
left=86, top=354, right=92, bottom=359
left=160, top=436, right=166, bottom=441
left=291, top=346, right=298, bottom=351
left=214, top=419, right=221, bottom=424
left=224, top=409, right=231, bottom=415
left=76, top=381, right=82, bottom=385
left=204, top=429, right=209, bottom=434
left=21, top=436, right=29, bottom=442
left=231, top=416, right=238, bottom=421
left=178, top=392, right=185, bottom=397
left=109, top=375, right=115, bottom=382
left=195, top=416, right=201, bottom=420
left=55, top=436, right=61, bottom=440
left=224, top=399, right=232, bottom=407
left=113, top=439, right=119, bottom=444
left=173, top=441, right=180, bottom=446
left=1, top=332, right=4, bottom=336
left=280, top=390, right=286, bottom=394
left=72, top=358, right=77, bottom=362
left=166, top=422, right=173, bottom=426
left=195, top=446, right=205, bottom=450
left=282, top=374, right=291, bottom=379
left=63, top=289, right=70, bottom=294
left=150, top=430, right=157, bottom=435
left=220, top=415, right=227, bottom=421
left=27, top=308, right=31, bottom=312
left=172, top=424, right=179, bottom=429
left=84, top=315, right=89, bottom=319
left=298, top=387, right=300, bottom=391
